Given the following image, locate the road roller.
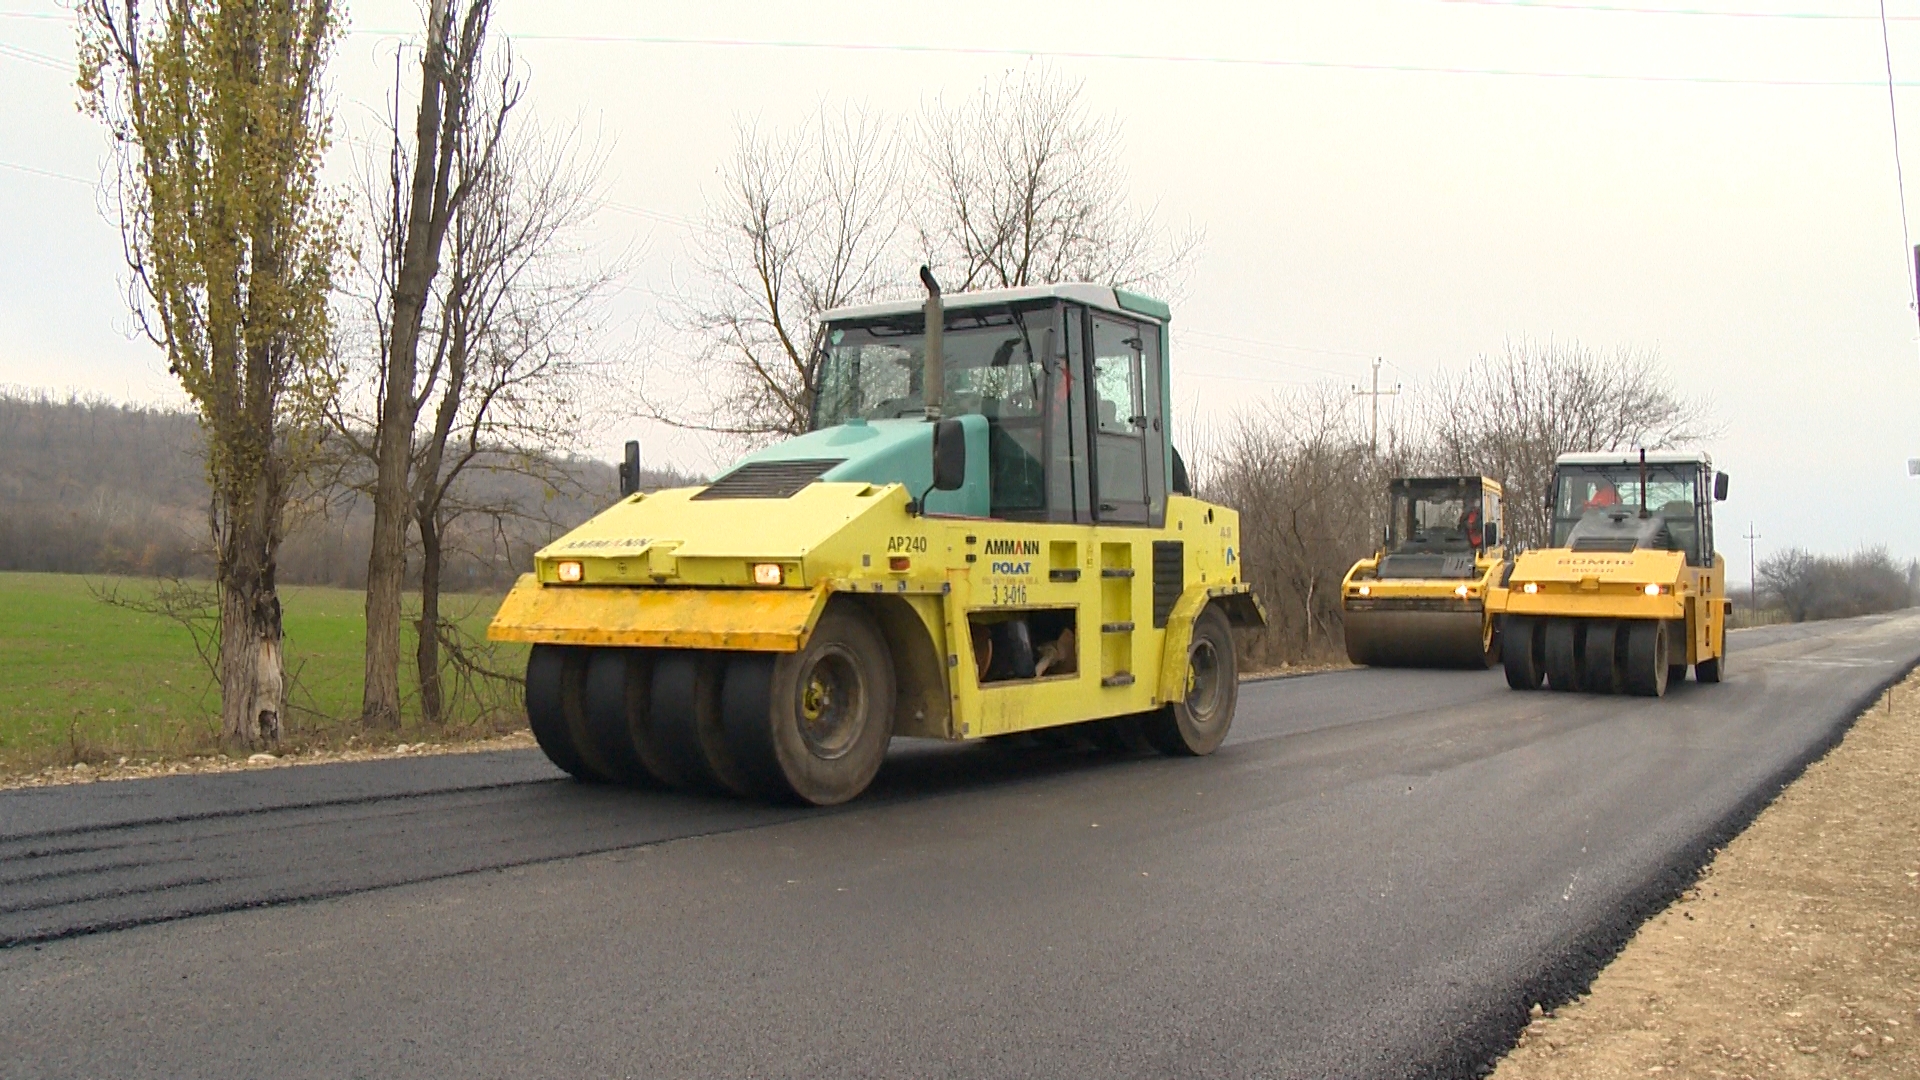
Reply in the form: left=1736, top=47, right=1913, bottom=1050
left=488, top=272, right=1266, bottom=805
left=1340, top=475, right=1508, bottom=668
left=1490, top=450, right=1730, bottom=697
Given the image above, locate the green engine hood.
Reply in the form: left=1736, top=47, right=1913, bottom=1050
left=726, top=415, right=990, bottom=517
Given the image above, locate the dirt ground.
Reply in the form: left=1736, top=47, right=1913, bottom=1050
left=1494, top=668, right=1920, bottom=1080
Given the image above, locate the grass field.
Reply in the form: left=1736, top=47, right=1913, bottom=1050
left=0, top=572, right=523, bottom=772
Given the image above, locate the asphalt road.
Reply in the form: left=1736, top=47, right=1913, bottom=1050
left=3, top=613, right=1917, bottom=1079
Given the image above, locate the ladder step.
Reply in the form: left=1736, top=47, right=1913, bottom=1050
left=1101, top=673, right=1136, bottom=688
left=1101, top=621, right=1134, bottom=633
left=1101, top=568, right=1135, bottom=578
left=1049, top=569, right=1080, bottom=583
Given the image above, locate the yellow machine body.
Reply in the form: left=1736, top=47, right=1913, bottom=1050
left=1340, top=475, right=1508, bottom=668
left=490, top=482, right=1262, bottom=740
left=1491, top=547, right=1727, bottom=666
left=1489, top=450, right=1731, bottom=696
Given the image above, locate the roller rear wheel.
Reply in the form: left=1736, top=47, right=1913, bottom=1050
left=650, top=651, right=753, bottom=796
left=582, top=649, right=677, bottom=789
left=1543, top=619, right=1583, bottom=693
left=1624, top=620, right=1672, bottom=698
left=1145, top=606, right=1238, bottom=756
left=1503, top=616, right=1544, bottom=690
left=1695, top=651, right=1724, bottom=684
left=721, top=604, right=896, bottom=806
left=1581, top=621, right=1623, bottom=695
left=525, top=645, right=605, bottom=782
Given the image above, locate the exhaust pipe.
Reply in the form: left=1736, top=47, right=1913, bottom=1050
left=919, top=265, right=943, bottom=421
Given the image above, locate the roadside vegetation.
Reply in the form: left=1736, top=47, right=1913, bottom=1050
left=0, top=572, right=522, bottom=774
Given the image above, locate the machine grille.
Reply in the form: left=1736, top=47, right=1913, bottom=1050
left=1570, top=536, right=1637, bottom=552
left=692, top=459, right=843, bottom=500
left=1151, top=540, right=1184, bottom=628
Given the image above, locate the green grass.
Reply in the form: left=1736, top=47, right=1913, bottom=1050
left=0, top=572, right=524, bottom=771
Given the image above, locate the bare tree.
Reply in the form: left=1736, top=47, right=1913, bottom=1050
left=1759, top=546, right=1916, bottom=623
left=662, top=106, right=907, bottom=444
left=359, top=0, right=514, bottom=729
left=404, top=119, right=620, bottom=725
left=667, top=68, right=1199, bottom=446
left=916, top=66, right=1199, bottom=294
left=1421, top=339, right=1712, bottom=549
left=1203, top=387, right=1410, bottom=662
left=78, top=0, right=343, bottom=750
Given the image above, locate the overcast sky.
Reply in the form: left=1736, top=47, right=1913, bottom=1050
left=4, top=0, right=1919, bottom=582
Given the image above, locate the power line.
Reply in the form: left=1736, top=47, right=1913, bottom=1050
left=1432, top=0, right=1920, bottom=21
left=341, top=30, right=1920, bottom=89
left=1180, top=327, right=1375, bottom=360
left=0, top=39, right=65, bottom=70
left=0, top=159, right=93, bottom=186
left=1879, top=0, right=1918, bottom=335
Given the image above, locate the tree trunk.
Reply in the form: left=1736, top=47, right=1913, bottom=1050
left=415, top=515, right=444, bottom=727
left=362, top=0, right=455, bottom=730
left=218, top=481, right=285, bottom=751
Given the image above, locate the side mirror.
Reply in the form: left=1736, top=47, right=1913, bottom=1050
left=1714, top=472, right=1729, bottom=502
left=932, top=418, right=966, bottom=491
left=1484, top=521, right=1499, bottom=548
left=619, top=440, right=641, bottom=497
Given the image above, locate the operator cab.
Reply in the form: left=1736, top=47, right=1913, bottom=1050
left=814, top=283, right=1181, bottom=526
left=1550, top=451, right=1729, bottom=566
left=1376, top=476, right=1502, bottom=579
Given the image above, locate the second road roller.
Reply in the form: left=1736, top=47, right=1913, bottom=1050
left=1341, top=475, right=1509, bottom=668
left=487, top=271, right=1266, bottom=805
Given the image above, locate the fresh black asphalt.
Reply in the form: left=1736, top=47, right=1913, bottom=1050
left=2, top=613, right=1916, bottom=1079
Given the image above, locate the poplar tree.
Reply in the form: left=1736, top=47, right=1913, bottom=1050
left=79, top=0, right=342, bottom=749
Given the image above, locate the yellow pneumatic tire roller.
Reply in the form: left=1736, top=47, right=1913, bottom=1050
left=1502, top=616, right=1697, bottom=698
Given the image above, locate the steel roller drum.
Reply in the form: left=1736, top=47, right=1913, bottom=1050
left=1342, top=608, right=1494, bottom=668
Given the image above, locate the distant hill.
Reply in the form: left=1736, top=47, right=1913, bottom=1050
left=0, top=391, right=698, bottom=587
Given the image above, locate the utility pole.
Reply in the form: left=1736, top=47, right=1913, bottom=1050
left=1743, top=523, right=1761, bottom=615
left=1352, top=357, right=1401, bottom=458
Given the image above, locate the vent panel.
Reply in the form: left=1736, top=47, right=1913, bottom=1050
left=1152, top=540, right=1184, bottom=628
left=693, top=459, right=843, bottom=501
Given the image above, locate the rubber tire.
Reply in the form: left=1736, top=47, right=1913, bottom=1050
left=525, top=645, right=606, bottom=782
left=1503, top=616, right=1545, bottom=690
left=1695, top=652, right=1724, bottom=684
left=1669, top=663, right=1690, bottom=686
left=1624, top=620, right=1671, bottom=698
left=650, top=651, right=752, bottom=796
left=1543, top=619, right=1584, bottom=693
left=1145, top=606, right=1238, bottom=757
left=1581, top=620, right=1623, bottom=695
left=581, top=649, right=676, bottom=789
left=721, top=604, right=896, bottom=806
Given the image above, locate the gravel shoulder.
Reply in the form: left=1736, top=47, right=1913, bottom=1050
left=1494, top=666, right=1920, bottom=1079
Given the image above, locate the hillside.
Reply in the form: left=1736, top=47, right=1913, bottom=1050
left=0, top=391, right=696, bottom=587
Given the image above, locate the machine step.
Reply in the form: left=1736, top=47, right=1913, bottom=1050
left=1101, top=673, right=1136, bottom=687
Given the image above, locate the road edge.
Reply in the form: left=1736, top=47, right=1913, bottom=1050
left=1403, top=649, right=1920, bottom=1080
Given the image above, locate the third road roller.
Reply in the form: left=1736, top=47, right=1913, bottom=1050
left=1492, top=450, right=1731, bottom=697
left=1342, top=475, right=1509, bottom=668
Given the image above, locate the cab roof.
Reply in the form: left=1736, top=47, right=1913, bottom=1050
left=1389, top=475, right=1504, bottom=497
left=1556, top=450, right=1712, bottom=468
left=820, top=282, right=1170, bottom=324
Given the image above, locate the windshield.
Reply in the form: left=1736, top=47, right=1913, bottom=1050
left=1551, top=464, right=1699, bottom=547
left=1388, top=480, right=1480, bottom=553
left=813, top=304, right=1050, bottom=429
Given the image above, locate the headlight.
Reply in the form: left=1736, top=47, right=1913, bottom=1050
left=753, top=562, right=784, bottom=586
left=1644, top=583, right=1663, bottom=596
left=1454, top=584, right=1470, bottom=597
left=1521, top=582, right=1539, bottom=594
left=1357, top=584, right=1371, bottom=596
left=556, top=560, right=584, bottom=583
